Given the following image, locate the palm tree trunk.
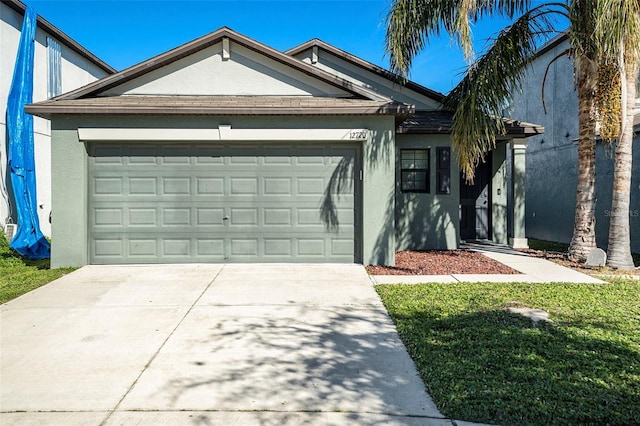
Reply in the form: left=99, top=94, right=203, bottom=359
left=569, top=58, right=598, bottom=262
left=606, top=59, right=636, bottom=270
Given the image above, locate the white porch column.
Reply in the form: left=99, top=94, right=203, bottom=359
left=510, top=139, right=528, bottom=249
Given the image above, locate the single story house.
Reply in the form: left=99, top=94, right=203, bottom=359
left=27, top=27, right=542, bottom=267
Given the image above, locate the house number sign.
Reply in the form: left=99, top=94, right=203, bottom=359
left=349, top=130, right=368, bottom=140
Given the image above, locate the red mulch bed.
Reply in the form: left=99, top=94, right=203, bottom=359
left=366, top=250, right=519, bottom=275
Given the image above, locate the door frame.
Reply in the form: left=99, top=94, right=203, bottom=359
left=459, top=158, right=492, bottom=241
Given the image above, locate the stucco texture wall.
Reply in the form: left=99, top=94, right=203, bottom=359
left=50, top=114, right=396, bottom=267
left=395, top=134, right=460, bottom=250
left=1, top=3, right=109, bottom=237
left=509, top=38, right=640, bottom=253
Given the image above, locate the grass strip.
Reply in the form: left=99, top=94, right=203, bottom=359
left=0, top=230, right=76, bottom=304
left=376, top=280, right=640, bottom=425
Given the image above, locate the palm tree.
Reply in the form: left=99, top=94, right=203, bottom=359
left=596, top=0, right=639, bottom=270
left=566, top=0, right=601, bottom=261
left=385, top=0, right=601, bottom=261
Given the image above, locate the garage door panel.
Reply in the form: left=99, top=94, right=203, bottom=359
left=129, top=239, right=157, bottom=257
left=162, top=239, right=191, bottom=256
left=264, top=208, right=291, bottom=225
left=93, top=177, right=124, bottom=195
left=197, top=208, right=225, bottom=225
left=264, top=238, right=293, bottom=256
left=197, top=177, right=224, bottom=195
left=129, top=178, right=157, bottom=195
left=91, top=205, right=355, bottom=231
left=89, top=142, right=358, bottom=264
left=129, top=208, right=158, bottom=226
left=197, top=239, right=225, bottom=256
left=93, top=208, right=124, bottom=227
left=92, top=238, right=123, bottom=258
left=162, top=177, right=191, bottom=195
left=229, top=178, right=259, bottom=195
left=263, top=177, right=292, bottom=195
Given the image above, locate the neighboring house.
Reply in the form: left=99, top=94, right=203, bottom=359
left=27, top=27, right=542, bottom=267
left=509, top=33, right=640, bottom=253
left=0, top=0, right=115, bottom=237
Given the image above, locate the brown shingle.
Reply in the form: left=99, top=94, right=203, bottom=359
left=26, top=95, right=414, bottom=119
left=398, top=110, right=544, bottom=136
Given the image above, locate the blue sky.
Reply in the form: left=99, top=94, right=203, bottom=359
left=26, top=0, right=534, bottom=94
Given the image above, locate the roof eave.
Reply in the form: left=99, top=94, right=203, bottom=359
left=396, top=124, right=545, bottom=136
left=396, top=127, right=451, bottom=134
left=286, top=39, right=446, bottom=103
left=506, top=126, right=545, bottom=137
left=25, top=103, right=414, bottom=120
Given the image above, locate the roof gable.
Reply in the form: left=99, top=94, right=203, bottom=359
left=101, top=41, right=350, bottom=97
left=286, top=39, right=444, bottom=110
left=56, top=27, right=391, bottom=102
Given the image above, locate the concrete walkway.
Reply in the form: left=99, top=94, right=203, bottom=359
left=1, top=264, right=452, bottom=426
left=373, top=243, right=604, bottom=284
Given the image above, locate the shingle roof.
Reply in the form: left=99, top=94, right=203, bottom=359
left=398, top=110, right=544, bottom=136
left=285, top=39, right=445, bottom=103
left=26, top=95, right=414, bottom=119
left=39, top=27, right=391, bottom=103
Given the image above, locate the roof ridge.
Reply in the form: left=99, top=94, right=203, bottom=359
left=49, top=27, right=394, bottom=103
left=285, top=38, right=445, bottom=102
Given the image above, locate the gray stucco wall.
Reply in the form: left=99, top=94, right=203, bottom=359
left=395, top=134, right=460, bottom=250
left=394, top=137, right=512, bottom=250
left=50, top=114, right=396, bottom=267
left=509, top=38, right=640, bottom=253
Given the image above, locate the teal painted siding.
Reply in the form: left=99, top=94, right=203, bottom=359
left=50, top=115, right=397, bottom=267
left=395, top=134, right=460, bottom=250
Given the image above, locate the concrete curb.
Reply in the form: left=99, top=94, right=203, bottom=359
left=370, top=244, right=606, bottom=285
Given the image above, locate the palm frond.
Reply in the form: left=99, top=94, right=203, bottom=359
left=444, top=5, right=561, bottom=180
left=385, top=0, right=533, bottom=76
left=569, top=0, right=599, bottom=61
left=594, top=0, right=640, bottom=63
left=590, top=0, right=640, bottom=142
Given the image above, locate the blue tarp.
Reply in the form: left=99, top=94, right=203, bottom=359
left=6, top=6, right=50, bottom=259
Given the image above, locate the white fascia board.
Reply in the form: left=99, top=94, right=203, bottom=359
left=78, top=127, right=369, bottom=141
left=77, top=128, right=222, bottom=141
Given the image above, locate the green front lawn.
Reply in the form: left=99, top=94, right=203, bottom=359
left=0, top=230, right=76, bottom=304
left=377, top=280, right=640, bottom=425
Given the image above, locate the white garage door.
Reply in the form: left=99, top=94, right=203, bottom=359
left=88, top=142, right=359, bottom=264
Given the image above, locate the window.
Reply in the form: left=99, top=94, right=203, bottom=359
left=401, top=149, right=429, bottom=192
left=436, top=147, right=451, bottom=194
left=47, top=37, right=62, bottom=98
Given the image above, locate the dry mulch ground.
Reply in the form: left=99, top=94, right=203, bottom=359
left=366, top=250, right=519, bottom=275
left=519, top=248, right=640, bottom=276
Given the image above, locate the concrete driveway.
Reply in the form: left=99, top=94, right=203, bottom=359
left=1, top=264, right=449, bottom=425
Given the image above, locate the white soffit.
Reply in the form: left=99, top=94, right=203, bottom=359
left=77, top=127, right=370, bottom=141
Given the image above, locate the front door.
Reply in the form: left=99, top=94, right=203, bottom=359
left=459, top=159, right=491, bottom=241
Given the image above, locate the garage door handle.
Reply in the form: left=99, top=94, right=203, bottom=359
left=223, top=216, right=229, bottom=220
